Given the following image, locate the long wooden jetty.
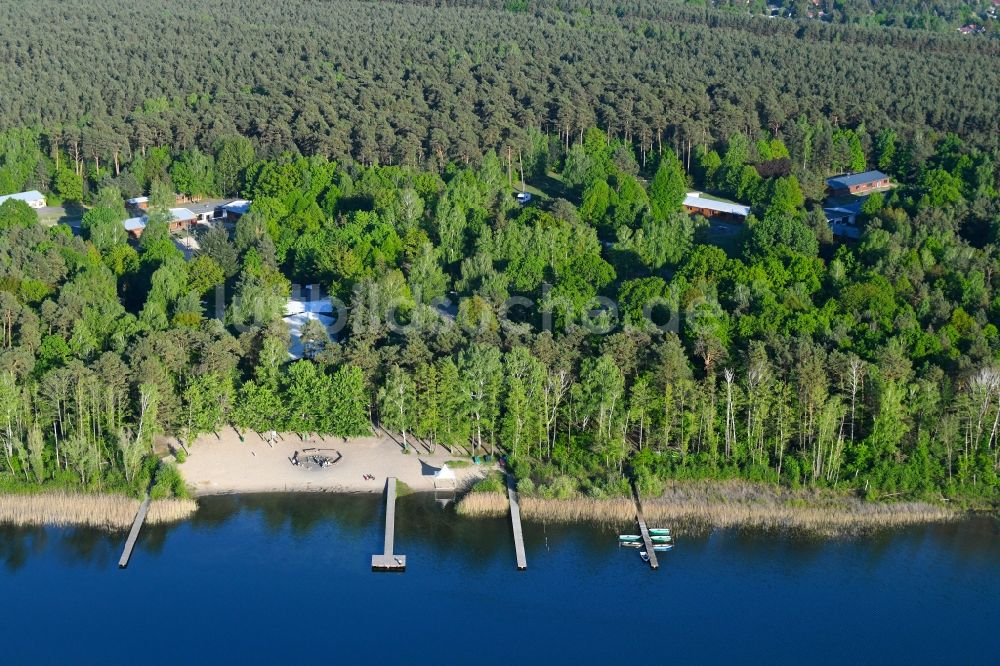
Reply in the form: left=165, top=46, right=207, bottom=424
left=118, top=495, right=151, bottom=569
left=506, top=473, right=527, bottom=571
left=630, top=482, right=659, bottom=570
left=372, top=477, right=406, bottom=571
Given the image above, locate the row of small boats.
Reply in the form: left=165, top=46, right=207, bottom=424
left=619, top=531, right=671, bottom=543
left=618, top=528, right=674, bottom=559
left=618, top=528, right=671, bottom=537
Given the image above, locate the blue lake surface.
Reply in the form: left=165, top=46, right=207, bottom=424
left=1, top=493, right=997, bottom=664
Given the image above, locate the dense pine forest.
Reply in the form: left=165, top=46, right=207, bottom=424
left=0, top=0, right=997, bottom=505
left=1, top=0, right=999, bottom=169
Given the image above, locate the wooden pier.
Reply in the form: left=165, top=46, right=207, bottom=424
left=631, top=482, right=659, bottom=570
left=506, top=473, right=527, bottom=571
left=118, top=495, right=151, bottom=569
left=371, top=477, right=406, bottom=571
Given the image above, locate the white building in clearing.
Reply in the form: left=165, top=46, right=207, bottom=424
left=284, top=294, right=338, bottom=360
left=682, top=192, right=751, bottom=222
left=220, top=199, right=251, bottom=221
left=125, top=196, right=149, bottom=211
left=123, top=217, right=147, bottom=239
left=121, top=207, right=197, bottom=239
left=0, top=190, right=46, bottom=209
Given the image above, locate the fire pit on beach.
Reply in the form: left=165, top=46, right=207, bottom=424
left=290, top=448, right=342, bottom=470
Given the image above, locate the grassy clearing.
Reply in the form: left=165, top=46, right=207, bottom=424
left=456, top=479, right=958, bottom=535
left=470, top=472, right=505, bottom=493
left=0, top=492, right=197, bottom=530
left=506, top=171, right=570, bottom=202
left=696, top=220, right=745, bottom=257
left=444, top=460, right=472, bottom=469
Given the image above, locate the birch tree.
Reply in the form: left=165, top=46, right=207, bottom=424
left=0, top=372, right=22, bottom=475
left=379, top=365, right=416, bottom=452
left=458, top=344, right=502, bottom=456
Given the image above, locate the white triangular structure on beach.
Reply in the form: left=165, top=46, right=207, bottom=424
left=435, top=464, right=456, bottom=480
left=434, top=464, right=457, bottom=489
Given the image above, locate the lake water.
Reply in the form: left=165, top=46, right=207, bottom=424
left=1, top=493, right=997, bottom=664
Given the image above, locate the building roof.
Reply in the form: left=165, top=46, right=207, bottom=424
left=283, top=310, right=337, bottom=360
left=169, top=207, right=196, bottom=221
left=823, top=199, right=863, bottom=216
left=823, top=207, right=857, bottom=221
left=123, top=217, right=146, bottom=232
left=683, top=192, right=751, bottom=217
left=826, top=170, right=888, bottom=189
left=185, top=202, right=218, bottom=215
left=0, top=190, right=45, bottom=205
left=123, top=208, right=193, bottom=231
left=223, top=199, right=252, bottom=215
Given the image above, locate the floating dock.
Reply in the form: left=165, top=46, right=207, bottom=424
left=118, top=495, right=151, bottom=569
left=631, top=482, right=658, bottom=570
left=371, top=477, right=406, bottom=571
left=507, top=473, right=527, bottom=571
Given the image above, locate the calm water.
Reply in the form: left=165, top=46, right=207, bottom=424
left=1, top=494, right=997, bottom=664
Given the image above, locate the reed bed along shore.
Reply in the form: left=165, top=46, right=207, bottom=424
left=0, top=492, right=198, bottom=530
left=456, top=479, right=958, bottom=534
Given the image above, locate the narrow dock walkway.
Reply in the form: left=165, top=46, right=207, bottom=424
left=507, top=473, right=527, bottom=571
left=372, top=477, right=406, bottom=571
left=118, top=495, right=151, bottom=569
left=631, top=482, right=659, bottom=570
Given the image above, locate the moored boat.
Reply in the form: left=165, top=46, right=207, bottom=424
left=648, top=528, right=671, bottom=536
left=618, top=534, right=642, bottom=542
left=653, top=544, right=673, bottom=552
left=619, top=540, right=642, bottom=548
left=639, top=551, right=650, bottom=562
left=651, top=536, right=672, bottom=543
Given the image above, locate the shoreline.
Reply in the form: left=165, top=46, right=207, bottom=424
left=178, top=427, right=491, bottom=497
left=456, top=479, right=962, bottom=534
left=0, top=483, right=971, bottom=534
left=0, top=492, right=197, bottom=530
left=190, top=486, right=386, bottom=497
left=188, top=483, right=446, bottom=497
left=1, top=445, right=972, bottom=534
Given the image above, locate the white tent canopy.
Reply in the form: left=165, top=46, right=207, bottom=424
left=434, top=464, right=457, bottom=481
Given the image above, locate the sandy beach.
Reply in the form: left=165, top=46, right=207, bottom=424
left=178, top=427, right=492, bottom=496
